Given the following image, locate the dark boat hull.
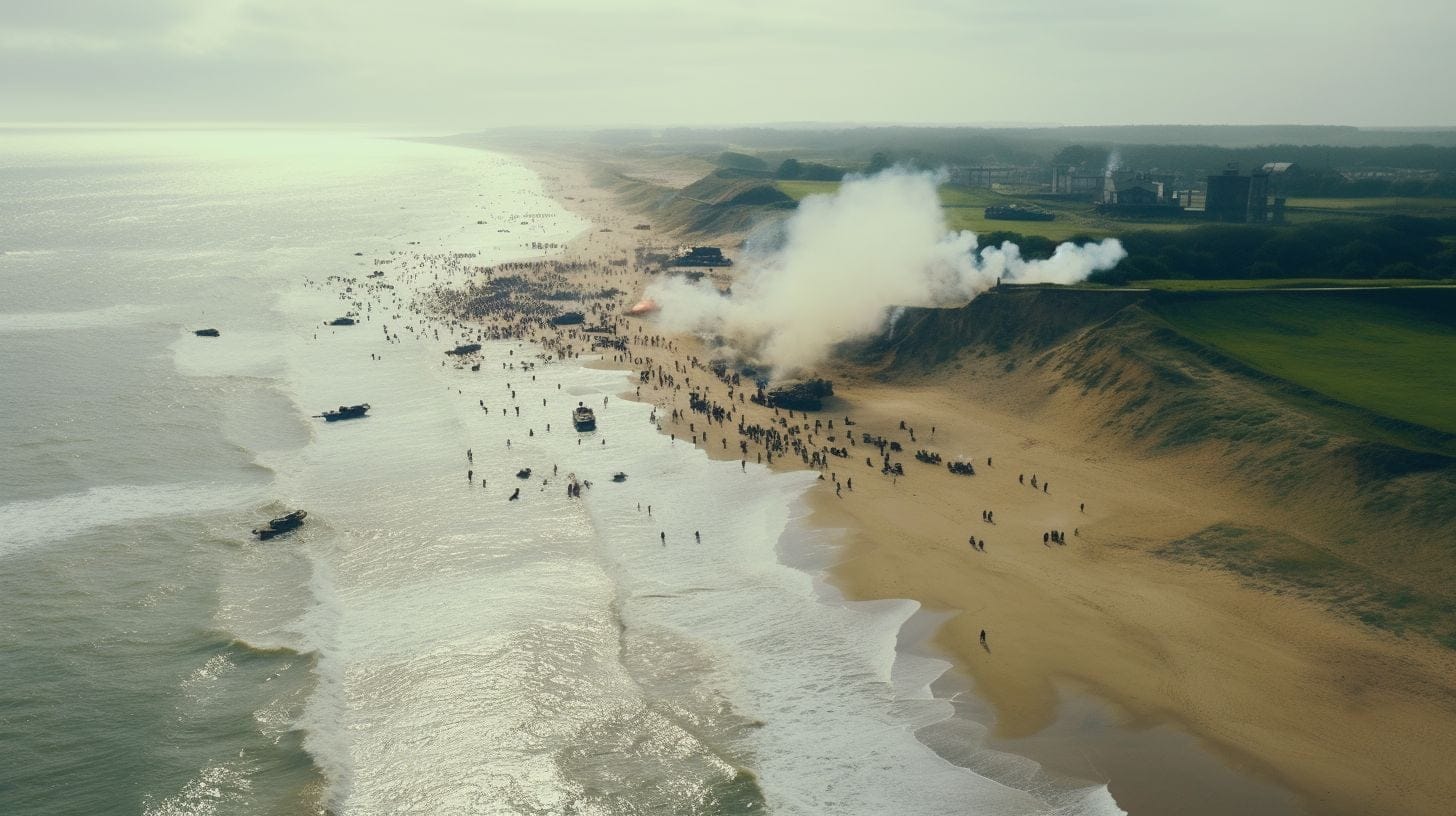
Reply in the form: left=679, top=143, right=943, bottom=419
left=254, top=510, right=306, bottom=540
left=319, top=404, right=370, bottom=421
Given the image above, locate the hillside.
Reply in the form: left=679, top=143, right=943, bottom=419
left=592, top=165, right=794, bottom=236
left=870, top=287, right=1456, bottom=646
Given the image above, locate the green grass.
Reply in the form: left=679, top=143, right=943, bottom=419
left=1280, top=197, right=1456, bottom=226
left=774, top=180, right=846, bottom=201
left=776, top=180, right=1197, bottom=242
left=1157, top=524, right=1456, bottom=649
left=1125, top=277, right=1449, bottom=292
left=1149, top=291, right=1456, bottom=435
left=778, top=183, right=1456, bottom=245
left=1283, top=197, right=1456, bottom=215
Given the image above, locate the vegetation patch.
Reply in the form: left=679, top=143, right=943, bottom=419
left=1147, top=290, right=1456, bottom=435
left=1156, top=524, right=1456, bottom=649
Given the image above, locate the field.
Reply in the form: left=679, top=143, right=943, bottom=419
left=1111, top=278, right=1449, bottom=292
left=776, top=180, right=1194, bottom=242
left=1148, top=290, right=1456, bottom=436
left=778, top=182, right=1456, bottom=241
left=1283, top=196, right=1456, bottom=215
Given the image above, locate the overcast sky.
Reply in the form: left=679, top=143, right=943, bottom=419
left=2, top=0, right=1451, bottom=128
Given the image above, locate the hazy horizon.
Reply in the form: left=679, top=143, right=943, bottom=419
left=4, top=0, right=1453, bottom=130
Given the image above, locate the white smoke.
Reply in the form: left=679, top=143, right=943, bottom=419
left=645, top=168, right=1126, bottom=374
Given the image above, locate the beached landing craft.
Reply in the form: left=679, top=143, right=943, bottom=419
left=253, top=509, right=306, bottom=540
left=328, top=316, right=356, bottom=326
left=315, top=403, right=370, bottom=421
left=193, top=328, right=220, bottom=337
left=572, top=402, right=597, bottom=431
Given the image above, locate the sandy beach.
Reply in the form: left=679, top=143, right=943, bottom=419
left=448, top=145, right=1456, bottom=816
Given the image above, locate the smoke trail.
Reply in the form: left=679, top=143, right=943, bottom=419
left=645, top=169, right=1125, bottom=374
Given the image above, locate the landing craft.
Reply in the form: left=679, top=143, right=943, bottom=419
left=316, top=403, right=370, bottom=421
left=253, top=509, right=306, bottom=540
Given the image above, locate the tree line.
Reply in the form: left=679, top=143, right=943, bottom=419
left=983, top=217, right=1456, bottom=284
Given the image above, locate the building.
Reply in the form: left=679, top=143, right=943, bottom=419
left=947, top=166, right=1036, bottom=188
left=1103, top=171, right=1164, bottom=206
left=1093, top=171, right=1186, bottom=218
left=1204, top=167, right=1274, bottom=223
left=1051, top=165, right=1106, bottom=196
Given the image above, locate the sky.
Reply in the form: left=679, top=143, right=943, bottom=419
left=2, top=0, right=1453, bottom=128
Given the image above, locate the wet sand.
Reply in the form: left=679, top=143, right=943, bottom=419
left=457, top=146, right=1456, bottom=816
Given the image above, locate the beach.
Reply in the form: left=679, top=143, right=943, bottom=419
left=5, top=130, right=1452, bottom=815
left=2, top=131, right=1125, bottom=815
left=487, top=146, right=1456, bottom=816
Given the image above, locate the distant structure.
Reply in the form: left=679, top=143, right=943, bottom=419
left=1095, top=171, right=1184, bottom=218
left=1204, top=166, right=1284, bottom=223
left=1051, top=165, right=1105, bottom=196
left=948, top=166, right=1036, bottom=188
left=1102, top=172, right=1163, bottom=206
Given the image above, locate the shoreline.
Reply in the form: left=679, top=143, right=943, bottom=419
left=473, top=144, right=1456, bottom=816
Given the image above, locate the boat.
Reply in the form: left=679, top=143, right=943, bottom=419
left=328, top=317, right=356, bottom=326
left=253, top=509, right=307, bottom=540
left=611, top=472, right=627, bottom=482
left=573, top=402, right=597, bottom=431
left=315, top=403, right=370, bottom=421
left=194, top=328, right=220, bottom=337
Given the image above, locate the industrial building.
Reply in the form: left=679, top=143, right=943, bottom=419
left=947, top=165, right=1037, bottom=188
left=1093, top=171, right=1186, bottom=218
left=1051, top=165, right=1105, bottom=196
left=1204, top=167, right=1284, bottom=223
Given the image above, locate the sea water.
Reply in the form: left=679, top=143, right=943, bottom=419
left=0, top=130, right=1123, bottom=815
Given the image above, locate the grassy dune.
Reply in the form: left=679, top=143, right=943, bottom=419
left=1158, top=524, right=1456, bottom=648
left=1148, top=290, right=1456, bottom=435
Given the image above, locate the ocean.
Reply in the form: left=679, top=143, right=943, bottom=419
left=0, top=129, right=1123, bottom=815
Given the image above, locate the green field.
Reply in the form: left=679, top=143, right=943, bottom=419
left=1283, top=196, right=1456, bottom=215
left=1149, top=291, right=1456, bottom=436
left=777, top=183, right=1456, bottom=242
left=1120, top=278, right=1449, bottom=292
left=777, top=180, right=1188, bottom=241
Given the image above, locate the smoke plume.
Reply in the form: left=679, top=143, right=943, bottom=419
left=645, top=169, right=1126, bottom=374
